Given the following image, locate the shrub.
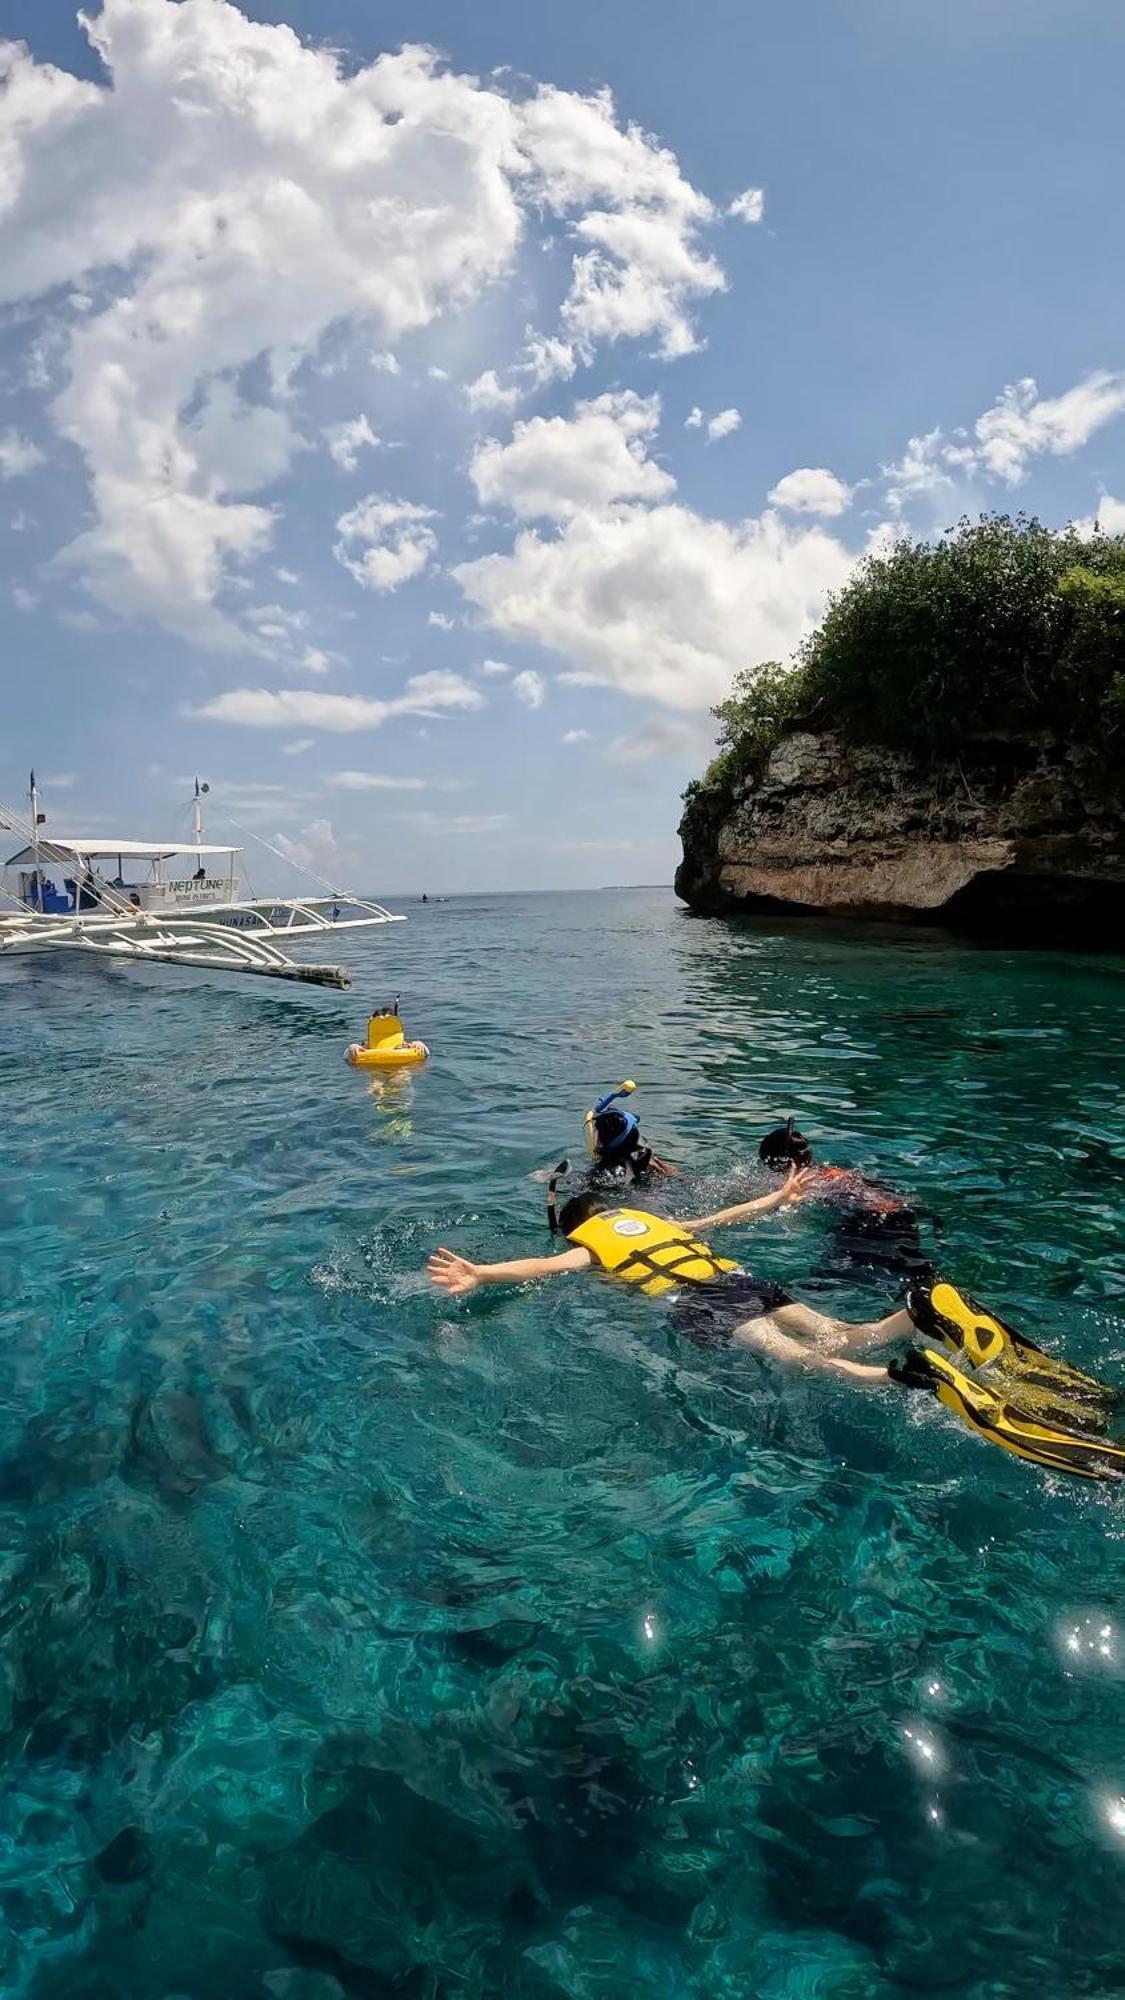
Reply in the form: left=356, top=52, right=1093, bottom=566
left=688, top=514, right=1125, bottom=800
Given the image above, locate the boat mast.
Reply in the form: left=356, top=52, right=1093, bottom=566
left=29, top=769, right=43, bottom=912
left=193, top=776, right=205, bottom=847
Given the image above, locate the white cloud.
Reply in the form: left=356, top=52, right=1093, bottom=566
left=604, top=714, right=715, bottom=763
left=324, top=414, right=381, bottom=472
left=520, top=333, right=577, bottom=390
left=466, top=370, right=523, bottom=415
left=520, top=84, right=722, bottom=359
left=282, top=737, right=315, bottom=755
left=1091, top=495, right=1125, bottom=534
left=457, top=504, right=852, bottom=711
left=11, top=585, right=39, bottom=612
left=480, top=658, right=513, bottom=676
left=371, top=352, right=401, bottom=376
left=881, top=428, right=972, bottom=513
left=562, top=728, right=589, bottom=744
left=470, top=391, right=675, bottom=521
left=39, top=771, right=76, bottom=788
left=882, top=371, right=1125, bottom=513
left=301, top=647, right=333, bottom=676
left=274, top=567, right=300, bottom=586
left=428, top=610, right=455, bottom=629
left=769, top=467, right=853, bottom=517
left=512, top=669, right=546, bottom=709
left=273, top=816, right=343, bottom=875
left=974, top=372, right=1125, bottom=484
left=706, top=407, right=741, bottom=443
left=0, top=3, right=719, bottom=639
left=728, top=187, right=765, bottom=224
left=334, top=495, right=439, bottom=592
left=193, top=670, right=483, bottom=731
left=428, top=366, right=450, bottom=382
left=327, top=771, right=432, bottom=790
left=0, top=431, right=44, bottom=479
left=685, top=407, right=703, bottom=429
left=402, top=810, right=509, bottom=835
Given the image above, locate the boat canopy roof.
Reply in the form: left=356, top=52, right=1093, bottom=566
left=4, top=837, right=241, bottom=867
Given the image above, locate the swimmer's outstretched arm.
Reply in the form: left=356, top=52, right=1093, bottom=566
left=684, top=1163, right=813, bottom=1233
left=428, top=1244, right=592, bottom=1298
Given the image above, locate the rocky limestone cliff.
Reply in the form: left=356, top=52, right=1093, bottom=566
left=675, top=731, right=1125, bottom=935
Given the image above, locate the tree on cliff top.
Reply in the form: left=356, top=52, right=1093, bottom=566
left=693, top=514, right=1125, bottom=797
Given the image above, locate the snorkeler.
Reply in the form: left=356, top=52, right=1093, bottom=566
left=426, top=1176, right=1125, bottom=1482
left=428, top=1165, right=916, bottom=1378
left=759, top=1117, right=931, bottom=1280
left=581, top=1081, right=674, bottom=1187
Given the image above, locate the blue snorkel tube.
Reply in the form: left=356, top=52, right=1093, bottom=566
left=585, top=1080, right=639, bottom=1165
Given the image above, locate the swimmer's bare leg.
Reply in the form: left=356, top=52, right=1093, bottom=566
left=769, top=1302, right=914, bottom=1353
left=733, top=1314, right=889, bottom=1384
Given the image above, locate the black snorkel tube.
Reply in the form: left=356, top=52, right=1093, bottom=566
left=546, top=1158, right=570, bottom=1234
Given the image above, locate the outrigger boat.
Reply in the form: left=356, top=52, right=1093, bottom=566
left=0, top=776, right=402, bottom=988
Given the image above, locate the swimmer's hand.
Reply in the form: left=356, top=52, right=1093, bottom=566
left=427, top=1243, right=593, bottom=1296
left=778, top=1164, right=815, bottom=1205
left=428, top=1248, right=482, bottom=1297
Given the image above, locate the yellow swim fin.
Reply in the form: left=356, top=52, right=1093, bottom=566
left=896, top=1346, right=1125, bottom=1482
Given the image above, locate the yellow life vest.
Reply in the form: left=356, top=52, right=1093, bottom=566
left=566, top=1208, right=738, bottom=1297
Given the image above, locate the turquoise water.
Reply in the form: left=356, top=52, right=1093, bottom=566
left=2, top=887, right=1125, bottom=1998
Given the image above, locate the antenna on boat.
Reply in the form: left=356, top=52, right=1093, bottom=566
left=193, top=776, right=210, bottom=848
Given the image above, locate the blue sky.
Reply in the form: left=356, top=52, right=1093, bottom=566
left=2, top=0, right=1124, bottom=894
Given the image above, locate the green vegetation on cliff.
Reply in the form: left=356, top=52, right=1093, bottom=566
left=687, top=515, right=1125, bottom=810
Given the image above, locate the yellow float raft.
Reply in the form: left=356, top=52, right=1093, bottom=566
left=346, top=1007, right=429, bottom=1070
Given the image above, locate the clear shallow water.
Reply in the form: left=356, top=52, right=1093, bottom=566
left=1, top=887, right=1124, bottom=1998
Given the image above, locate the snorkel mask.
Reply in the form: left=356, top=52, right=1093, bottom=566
left=584, top=1080, right=640, bottom=1165
left=759, top=1115, right=814, bottom=1172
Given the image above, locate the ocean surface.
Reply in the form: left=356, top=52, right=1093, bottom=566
left=2, top=886, right=1125, bottom=1998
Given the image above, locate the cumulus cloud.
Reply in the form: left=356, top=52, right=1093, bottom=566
left=0, top=431, right=44, bottom=479
left=769, top=467, right=854, bottom=517
left=562, top=728, right=589, bottom=744
left=470, top=391, right=675, bottom=521
left=512, top=669, right=546, bottom=708
left=706, top=407, right=741, bottom=443
left=324, top=414, right=381, bottom=471
left=881, top=429, right=980, bottom=513
left=685, top=407, right=703, bottom=429
left=428, top=610, right=455, bottom=629
left=193, top=670, right=483, bottom=731
left=974, top=372, right=1125, bottom=484
left=882, top=372, right=1125, bottom=512
left=465, top=370, right=523, bottom=415
left=0, top=1, right=720, bottom=638
left=728, top=187, right=765, bottom=224
left=518, top=83, right=723, bottom=359
left=334, top=495, right=439, bottom=591
left=457, top=503, right=853, bottom=711
left=479, top=658, right=513, bottom=676
left=282, top=737, right=315, bottom=755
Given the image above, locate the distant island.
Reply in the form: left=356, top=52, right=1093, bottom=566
left=676, top=514, right=1125, bottom=939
